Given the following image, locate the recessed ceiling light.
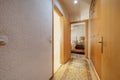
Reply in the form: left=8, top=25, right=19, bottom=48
left=74, top=0, right=78, bottom=4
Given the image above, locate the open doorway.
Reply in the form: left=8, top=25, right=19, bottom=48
left=71, top=22, right=88, bottom=57
left=53, top=6, right=71, bottom=74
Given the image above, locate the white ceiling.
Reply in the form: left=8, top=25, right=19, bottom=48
left=71, top=22, right=85, bottom=31
left=54, top=0, right=91, bottom=22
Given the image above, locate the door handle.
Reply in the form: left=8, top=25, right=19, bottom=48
left=98, top=37, right=103, bottom=53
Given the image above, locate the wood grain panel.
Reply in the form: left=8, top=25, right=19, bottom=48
left=89, top=0, right=102, bottom=79
left=63, top=17, right=71, bottom=63
left=85, top=21, right=89, bottom=58
left=60, top=17, right=71, bottom=64
left=89, top=0, right=120, bottom=80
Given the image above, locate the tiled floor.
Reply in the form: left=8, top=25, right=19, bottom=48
left=52, top=53, right=98, bottom=80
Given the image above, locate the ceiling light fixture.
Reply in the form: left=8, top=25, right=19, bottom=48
left=74, top=0, right=78, bottom=4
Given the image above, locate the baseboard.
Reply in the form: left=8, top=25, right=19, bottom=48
left=88, top=59, right=101, bottom=80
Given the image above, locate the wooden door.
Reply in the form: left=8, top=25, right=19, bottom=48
left=89, top=0, right=102, bottom=78
left=90, top=0, right=120, bottom=79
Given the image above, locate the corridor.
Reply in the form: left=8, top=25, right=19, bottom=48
left=0, top=0, right=120, bottom=80
left=52, top=54, right=98, bottom=80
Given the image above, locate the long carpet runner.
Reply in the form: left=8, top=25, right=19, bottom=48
left=52, top=54, right=92, bottom=80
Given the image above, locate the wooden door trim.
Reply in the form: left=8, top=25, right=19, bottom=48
left=52, top=0, right=54, bottom=76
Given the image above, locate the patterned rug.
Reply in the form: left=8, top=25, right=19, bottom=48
left=52, top=54, right=92, bottom=80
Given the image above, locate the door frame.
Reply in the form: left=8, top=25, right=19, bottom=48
left=70, top=20, right=89, bottom=58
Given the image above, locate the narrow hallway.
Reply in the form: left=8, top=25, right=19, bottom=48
left=0, top=0, right=120, bottom=80
left=52, top=54, right=98, bottom=80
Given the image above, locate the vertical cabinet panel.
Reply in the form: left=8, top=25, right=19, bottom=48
left=60, top=17, right=71, bottom=64
left=89, top=0, right=102, bottom=79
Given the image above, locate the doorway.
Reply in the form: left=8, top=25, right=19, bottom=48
left=71, top=21, right=88, bottom=58
left=53, top=6, right=71, bottom=74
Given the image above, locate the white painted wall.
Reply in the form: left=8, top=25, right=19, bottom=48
left=71, top=23, right=86, bottom=43
left=54, top=10, right=61, bottom=73
left=0, top=0, right=52, bottom=80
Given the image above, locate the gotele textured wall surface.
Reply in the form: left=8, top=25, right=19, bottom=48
left=0, top=0, right=52, bottom=80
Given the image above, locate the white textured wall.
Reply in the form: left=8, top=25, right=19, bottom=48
left=0, top=0, right=52, bottom=80
left=71, top=24, right=85, bottom=43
